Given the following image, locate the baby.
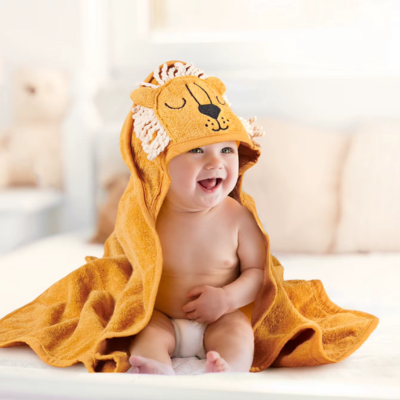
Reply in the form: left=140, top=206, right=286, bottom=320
left=127, top=140, right=266, bottom=375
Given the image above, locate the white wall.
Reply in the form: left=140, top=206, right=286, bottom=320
left=108, top=0, right=400, bottom=77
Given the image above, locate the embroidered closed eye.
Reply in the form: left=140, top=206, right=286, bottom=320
left=165, top=98, right=186, bottom=109
left=216, top=96, right=226, bottom=106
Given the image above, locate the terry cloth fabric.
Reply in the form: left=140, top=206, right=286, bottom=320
left=0, top=60, right=379, bottom=373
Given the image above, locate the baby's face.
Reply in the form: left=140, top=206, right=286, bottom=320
left=167, top=141, right=239, bottom=211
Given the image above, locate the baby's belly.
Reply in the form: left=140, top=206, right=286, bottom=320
left=154, top=271, right=239, bottom=319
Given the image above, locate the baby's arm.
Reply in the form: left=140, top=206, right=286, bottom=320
left=222, top=207, right=266, bottom=313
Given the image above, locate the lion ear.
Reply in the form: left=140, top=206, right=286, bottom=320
left=205, top=77, right=226, bottom=95
left=130, top=86, right=158, bottom=108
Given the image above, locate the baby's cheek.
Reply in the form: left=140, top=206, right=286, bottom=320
left=225, top=175, right=238, bottom=193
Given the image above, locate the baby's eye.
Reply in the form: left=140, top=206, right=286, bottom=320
left=188, top=147, right=234, bottom=154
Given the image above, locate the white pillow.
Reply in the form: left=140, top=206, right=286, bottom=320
left=333, top=121, right=400, bottom=253
left=243, top=118, right=350, bottom=254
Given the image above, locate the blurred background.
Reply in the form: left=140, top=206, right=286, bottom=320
left=0, top=0, right=399, bottom=256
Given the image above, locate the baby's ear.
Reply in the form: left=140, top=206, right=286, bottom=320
left=205, top=77, right=226, bottom=95
left=130, top=86, right=158, bottom=108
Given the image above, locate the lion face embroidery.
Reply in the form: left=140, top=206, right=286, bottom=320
left=130, top=62, right=265, bottom=161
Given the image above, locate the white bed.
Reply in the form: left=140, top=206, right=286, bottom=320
left=0, top=229, right=398, bottom=400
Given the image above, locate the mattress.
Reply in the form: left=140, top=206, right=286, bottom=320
left=0, top=229, right=399, bottom=400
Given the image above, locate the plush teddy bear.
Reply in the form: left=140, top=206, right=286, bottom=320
left=0, top=68, right=69, bottom=189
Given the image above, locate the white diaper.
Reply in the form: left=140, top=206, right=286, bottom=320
left=170, top=318, right=208, bottom=359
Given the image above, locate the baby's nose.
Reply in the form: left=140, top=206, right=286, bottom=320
left=205, top=156, right=223, bottom=169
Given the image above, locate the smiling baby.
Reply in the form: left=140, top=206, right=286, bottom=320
left=127, top=140, right=266, bottom=374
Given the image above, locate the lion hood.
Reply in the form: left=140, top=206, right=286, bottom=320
left=0, top=60, right=379, bottom=373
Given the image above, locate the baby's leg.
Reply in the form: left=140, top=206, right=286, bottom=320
left=128, top=309, right=176, bottom=375
left=203, top=309, right=254, bottom=373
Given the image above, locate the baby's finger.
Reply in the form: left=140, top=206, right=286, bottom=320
left=186, top=311, right=198, bottom=320
left=182, top=302, right=196, bottom=312
left=186, top=285, right=206, bottom=298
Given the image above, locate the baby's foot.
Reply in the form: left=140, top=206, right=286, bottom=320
left=127, top=355, right=176, bottom=375
left=205, top=351, right=230, bottom=373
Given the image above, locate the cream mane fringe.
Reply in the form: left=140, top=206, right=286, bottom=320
left=132, top=62, right=265, bottom=161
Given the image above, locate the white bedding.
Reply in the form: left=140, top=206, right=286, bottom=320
left=0, top=229, right=399, bottom=400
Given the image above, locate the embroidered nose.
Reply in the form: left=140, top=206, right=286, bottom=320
left=198, top=104, right=221, bottom=120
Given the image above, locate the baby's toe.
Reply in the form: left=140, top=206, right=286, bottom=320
left=217, top=358, right=228, bottom=370
left=126, top=365, right=140, bottom=374
left=129, top=355, right=145, bottom=367
left=207, top=351, right=219, bottom=361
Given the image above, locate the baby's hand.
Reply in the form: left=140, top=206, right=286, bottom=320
left=182, top=285, right=230, bottom=324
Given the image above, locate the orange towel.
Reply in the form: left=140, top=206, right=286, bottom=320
left=0, top=60, right=378, bottom=373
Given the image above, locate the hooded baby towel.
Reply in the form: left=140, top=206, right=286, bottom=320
left=0, top=60, right=379, bottom=373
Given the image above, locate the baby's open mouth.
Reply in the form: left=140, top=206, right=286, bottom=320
left=197, top=178, right=222, bottom=190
